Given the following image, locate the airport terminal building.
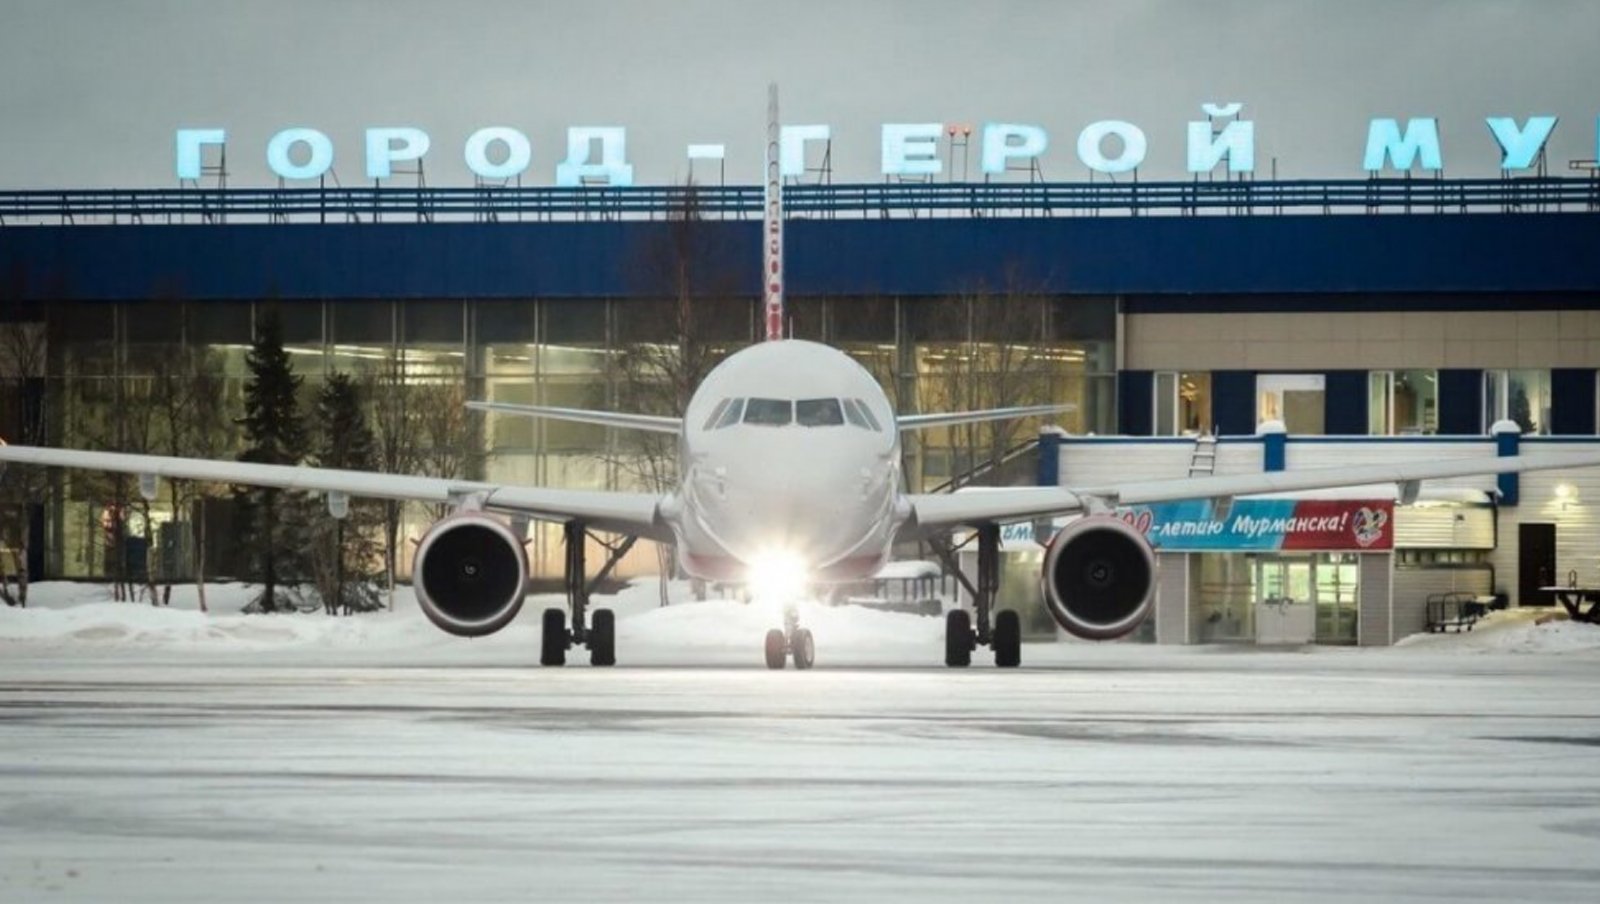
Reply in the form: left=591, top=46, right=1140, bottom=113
left=2, top=179, right=1599, bottom=644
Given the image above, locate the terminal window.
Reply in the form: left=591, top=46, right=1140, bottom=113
left=1483, top=369, right=1551, bottom=435
left=1153, top=371, right=1212, bottom=436
left=1368, top=370, right=1437, bottom=435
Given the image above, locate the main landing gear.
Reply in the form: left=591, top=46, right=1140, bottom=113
left=541, top=521, right=636, bottom=668
left=932, top=523, right=1022, bottom=669
left=763, top=603, right=815, bottom=670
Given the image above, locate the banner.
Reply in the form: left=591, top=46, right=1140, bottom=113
left=1116, top=499, right=1394, bottom=552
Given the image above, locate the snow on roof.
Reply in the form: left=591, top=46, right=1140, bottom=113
left=872, top=560, right=942, bottom=580
left=1248, top=483, right=1494, bottom=504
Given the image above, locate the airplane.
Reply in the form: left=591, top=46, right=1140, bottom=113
left=7, top=87, right=1600, bottom=669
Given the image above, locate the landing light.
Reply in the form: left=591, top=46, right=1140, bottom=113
left=747, top=549, right=809, bottom=603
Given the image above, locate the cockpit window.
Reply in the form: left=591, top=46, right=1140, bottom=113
left=796, top=398, right=844, bottom=427
left=743, top=398, right=792, bottom=426
left=842, top=398, right=869, bottom=429
left=852, top=398, right=885, bottom=432
left=702, top=398, right=732, bottom=431
left=713, top=398, right=745, bottom=429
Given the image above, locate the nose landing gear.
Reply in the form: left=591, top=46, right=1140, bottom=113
left=764, top=604, right=815, bottom=670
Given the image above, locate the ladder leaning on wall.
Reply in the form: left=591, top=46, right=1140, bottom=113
left=1187, top=431, right=1219, bottom=477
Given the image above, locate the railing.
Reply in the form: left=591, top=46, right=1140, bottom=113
left=2, top=177, right=1598, bottom=226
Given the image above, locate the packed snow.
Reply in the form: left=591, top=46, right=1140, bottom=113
left=4, top=584, right=1600, bottom=902
left=5, top=579, right=1599, bottom=660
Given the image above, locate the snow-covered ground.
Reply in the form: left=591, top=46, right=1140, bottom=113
left=3, top=585, right=1600, bottom=902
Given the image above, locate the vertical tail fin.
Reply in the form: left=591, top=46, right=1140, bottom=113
left=763, top=83, right=785, bottom=341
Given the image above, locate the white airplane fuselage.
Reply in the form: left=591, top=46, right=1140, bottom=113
left=664, top=339, right=903, bottom=585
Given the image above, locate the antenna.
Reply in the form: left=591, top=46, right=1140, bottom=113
left=763, top=83, right=785, bottom=342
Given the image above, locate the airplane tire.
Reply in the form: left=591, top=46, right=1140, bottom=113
left=589, top=608, right=616, bottom=667
left=945, top=610, right=972, bottom=668
left=764, top=628, right=787, bottom=670
left=541, top=608, right=568, bottom=666
left=791, top=628, right=815, bottom=670
left=993, top=609, right=1022, bottom=668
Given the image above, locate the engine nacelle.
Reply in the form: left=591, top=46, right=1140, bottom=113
left=414, top=512, right=528, bottom=637
left=1041, top=515, right=1156, bottom=641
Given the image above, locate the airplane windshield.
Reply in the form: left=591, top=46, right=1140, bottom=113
left=795, top=398, right=844, bottom=427
left=743, top=398, right=792, bottom=427
left=852, top=398, right=884, bottom=432
left=712, top=398, right=744, bottom=429
left=702, top=398, right=732, bottom=431
left=842, top=398, right=869, bottom=429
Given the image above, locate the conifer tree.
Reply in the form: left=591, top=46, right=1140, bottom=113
left=236, top=312, right=309, bottom=613
left=311, top=372, right=383, bottom=614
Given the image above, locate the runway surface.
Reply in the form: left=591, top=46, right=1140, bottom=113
left=3, top=641, right=1599, bottom=902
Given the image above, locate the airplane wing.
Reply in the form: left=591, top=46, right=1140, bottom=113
left=900, top=450, right=1600, bottom=535
left=465, top=401, right=682, bottom=434
left=896, top=403, right=1076, bottom=431
left=0, top=445, right=670, bottom=541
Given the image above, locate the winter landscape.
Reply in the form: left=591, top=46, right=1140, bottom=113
left=4, top=585, right=1599, bottom=902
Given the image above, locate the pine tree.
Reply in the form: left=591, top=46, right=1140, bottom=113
left=236, top=312, right=309, bottom=613
left=311, top=372, right=383, bottom=614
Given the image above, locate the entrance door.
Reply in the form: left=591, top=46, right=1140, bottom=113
left=1255, top=557, right=1315, bottom=644
left=1518, top=522, right=1557, bottom=606
left=1314, top=554, right=1360, bottom=645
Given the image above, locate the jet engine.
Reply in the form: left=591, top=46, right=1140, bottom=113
left=1041, top=515, right=1155, bottom=641
left=413, top=513, right=528, bottom=637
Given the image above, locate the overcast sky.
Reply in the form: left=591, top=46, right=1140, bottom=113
left=2, top=0, right=1597, bottom=188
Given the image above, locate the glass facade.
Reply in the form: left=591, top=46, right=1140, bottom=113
left=6, top=294, right=1117, bottom=582
left=1189, top=552, right=1359, bottom=645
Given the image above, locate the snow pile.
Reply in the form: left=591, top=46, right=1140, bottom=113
left=0, top=580, right=943, bottom=662
left=1395, top=607, right=1600, bottom=654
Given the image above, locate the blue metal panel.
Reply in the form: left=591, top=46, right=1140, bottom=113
left=1036, top=431, right=1062, bottom=486
left=1118, top=371, right=1153, bottom=435
left=3, top=213, right=1600, bottom=303
left=1324, top=371, right=1369, bottom=435
left=1551, top=369, right=1597, bottom=435
left=1437, top=370, right=1484, bottom=435
left=1496, top=428, right=1520, bottom=505
left=1262, top=432, right=1286, bottom=472
left=1212, top=371, right=1257, bottom=436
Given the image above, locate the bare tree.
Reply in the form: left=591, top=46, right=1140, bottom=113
left=148, top=347, right=232, bottom=611
left=915, top=282, right=1058, bottom=492
left=364, top=349, right=421, bottom=609
left=362, top=352, right=479, bottom=606
left=0, top=319, right=48, bottom=607
left=612, top=182, right=745, bottom=602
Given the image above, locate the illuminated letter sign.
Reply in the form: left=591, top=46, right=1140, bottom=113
left=1485, top=116, right=1557, bottom=170
left=266, top=128, right=334, bottom=181
left=1186, top=103, right=1255, bottom=174
left=555, top=127, right=634, bottom=187
left=175, top=128, right=226, bottom=180
left=1077, top=120, right=1146, bottom=174
left=1363, top=118, right=1442, bottom=172
left=464, top=127, right=532, bottom=180
left=365, top=127, right=431, bottom=180
left=980, top=123, right=1049, bottom=175
left=882, top=123, right=942, bottom=177
left=779, top=125, right=829, bottom=177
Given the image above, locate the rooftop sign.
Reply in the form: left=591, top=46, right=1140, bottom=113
left=172, top=109, right=1588, bottom=186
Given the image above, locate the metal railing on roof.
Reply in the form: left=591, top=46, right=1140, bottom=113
left=1, top=177, right=1597, bottom=226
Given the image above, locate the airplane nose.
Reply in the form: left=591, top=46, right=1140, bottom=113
left=716, top=451, right=880, bottom=565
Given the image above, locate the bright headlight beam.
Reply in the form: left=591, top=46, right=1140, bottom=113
left=746, top=550, right=809, bottom=603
